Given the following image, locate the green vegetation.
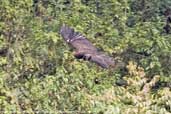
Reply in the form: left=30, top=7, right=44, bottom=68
left=0, top=0, right=171, bottom=113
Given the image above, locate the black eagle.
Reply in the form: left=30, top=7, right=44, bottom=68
left=60, top=25, right=118, bottom=69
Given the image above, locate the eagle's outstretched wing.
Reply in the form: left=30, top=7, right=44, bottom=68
left=60, top=25, right=116, bottom=68
left=60, top=25, right=97, bottom=52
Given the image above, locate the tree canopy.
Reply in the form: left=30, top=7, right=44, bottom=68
left=0, top=0, right=171, bottom=113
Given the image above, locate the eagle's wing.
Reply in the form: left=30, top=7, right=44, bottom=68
left=60, top=25, right=116, bottom=69
left=83, top=52, right=116, bottom=68
left=60, top=25, right=97, bottom=53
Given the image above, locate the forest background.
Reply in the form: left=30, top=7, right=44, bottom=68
left=0, top=0, right=171, bottom=113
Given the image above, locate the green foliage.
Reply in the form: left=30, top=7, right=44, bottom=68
left=0, top=0, right=171, bottom=113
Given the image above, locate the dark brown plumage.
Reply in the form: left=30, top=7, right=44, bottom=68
left=60, top=25, right=117, bottom=69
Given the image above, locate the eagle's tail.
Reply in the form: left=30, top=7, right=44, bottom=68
left=60, top=25, right=79, bottom=42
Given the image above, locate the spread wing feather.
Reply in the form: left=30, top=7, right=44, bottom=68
left=60, top=25, right=116, bottom=68
left=87, top=52, right=115, bottom=68
left=60, top=25, right=97, bottom=52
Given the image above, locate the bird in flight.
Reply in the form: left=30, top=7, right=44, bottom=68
left=60, top=25, right=120, bottom=69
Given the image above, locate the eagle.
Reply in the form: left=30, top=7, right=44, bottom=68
left=60, top=25, right=119, bottom=69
